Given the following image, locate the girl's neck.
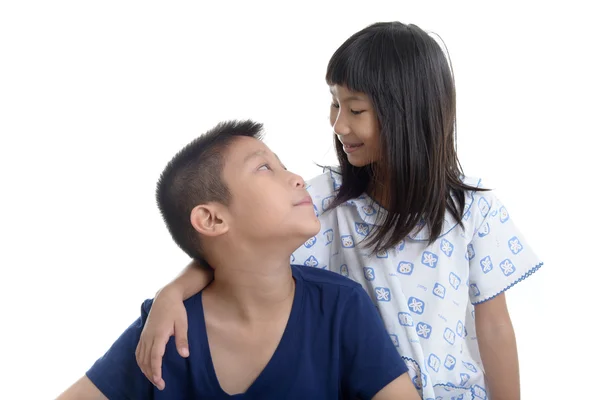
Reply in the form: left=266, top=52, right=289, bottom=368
left=367, top=172, right=390, bottom=209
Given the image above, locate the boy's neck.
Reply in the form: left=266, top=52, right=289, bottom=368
left=203, top=251, right=296, bottom=322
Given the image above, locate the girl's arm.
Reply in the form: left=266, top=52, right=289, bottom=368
left=160, top=259, right=213, bottom=300
left=475, top=293, right=520, bottom=400
left=135, top=259, right=214, bottom=390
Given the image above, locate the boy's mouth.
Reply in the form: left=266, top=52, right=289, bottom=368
left=294, top=195, right=313, bottom=206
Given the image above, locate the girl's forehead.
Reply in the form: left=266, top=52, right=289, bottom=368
left=329, top=85, right=369, bottom=101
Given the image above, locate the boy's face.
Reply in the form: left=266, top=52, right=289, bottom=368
left=220, top=136, right=320, bottom=248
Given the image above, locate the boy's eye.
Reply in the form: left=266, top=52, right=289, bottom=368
left=258, top=164, right=272, bottom=171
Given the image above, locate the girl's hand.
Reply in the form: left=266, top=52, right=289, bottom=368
left=135, top=286, right=190, bottom=390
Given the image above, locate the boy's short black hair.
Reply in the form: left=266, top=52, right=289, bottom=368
left=156, top=120, right=264, bottom=260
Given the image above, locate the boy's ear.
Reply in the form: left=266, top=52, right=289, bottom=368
left=190, top=203, right=229, bottom=237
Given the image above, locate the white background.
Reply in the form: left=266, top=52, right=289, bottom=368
left=1, top=1, right=598, bottom=398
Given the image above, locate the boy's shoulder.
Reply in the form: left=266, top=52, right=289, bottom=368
left=291, top=264, right=361, bottom=291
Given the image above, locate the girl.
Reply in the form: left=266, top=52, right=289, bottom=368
left=136, top=22, right=542, bottom=399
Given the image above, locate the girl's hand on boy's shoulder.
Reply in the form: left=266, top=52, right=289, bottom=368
left=135, top=286, right=190, bottom=390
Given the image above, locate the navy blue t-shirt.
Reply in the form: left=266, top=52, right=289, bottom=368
left=87, top=265, right=408, bottom=399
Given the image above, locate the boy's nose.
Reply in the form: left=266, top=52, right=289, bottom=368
left=289, top=172, right=305, bottom=188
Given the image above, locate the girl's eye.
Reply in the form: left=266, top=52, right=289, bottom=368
left=258, top=164, right=272, bottom=171
left=331, top=103, right=340, bottom=109
left=350, top=109, right=365, bottom=115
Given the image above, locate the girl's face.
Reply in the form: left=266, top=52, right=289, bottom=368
left=329, top=85, right=381, bottom=167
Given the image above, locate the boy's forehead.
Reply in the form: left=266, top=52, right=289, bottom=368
left=225, top=136, right=274, bottom=164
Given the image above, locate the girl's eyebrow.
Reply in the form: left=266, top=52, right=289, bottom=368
left=329, top=89, right=366, bottom=102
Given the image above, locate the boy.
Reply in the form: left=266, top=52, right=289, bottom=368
left=57, top=120, right=419, bottom=399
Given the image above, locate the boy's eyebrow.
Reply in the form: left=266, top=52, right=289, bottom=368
left=243, top=149, right=267, bottom=164
left=243, top=149, right=286, bottom=168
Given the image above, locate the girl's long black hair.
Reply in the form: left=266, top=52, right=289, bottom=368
left=326, top=22, right=487, bottom=252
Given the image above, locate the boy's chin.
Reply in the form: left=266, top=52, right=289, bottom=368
left=303, top=221, right=321, bottom=238
left=289, top=223, right=321, bottom=246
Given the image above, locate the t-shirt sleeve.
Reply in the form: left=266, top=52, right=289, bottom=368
left=467, top=190, right=543, bottom=304
left=85, top=299, right=155, bottom=399
left=340, top=287, right=409, bottom=399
